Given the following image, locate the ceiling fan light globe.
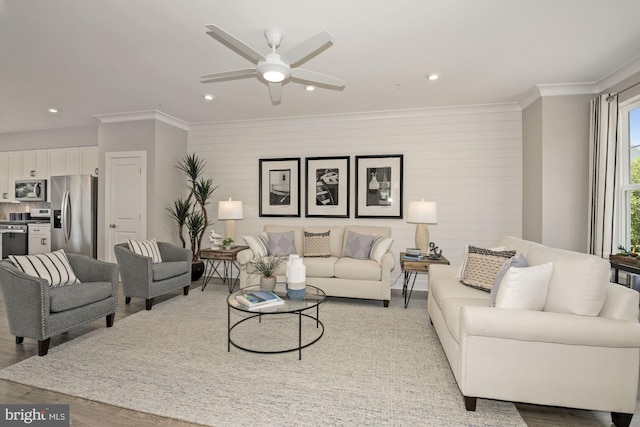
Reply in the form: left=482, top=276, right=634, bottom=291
left=263, top=70, right=286, bottom=83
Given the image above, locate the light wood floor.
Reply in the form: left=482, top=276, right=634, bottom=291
left=0, top=282, right=637, bottom=426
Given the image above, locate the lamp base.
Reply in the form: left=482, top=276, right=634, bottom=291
left=415, top=224, right=430, bottom=255
left=224, top=220, right=236, bottom=242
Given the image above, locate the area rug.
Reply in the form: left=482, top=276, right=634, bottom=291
left=0, top=286, right=526, bottom=426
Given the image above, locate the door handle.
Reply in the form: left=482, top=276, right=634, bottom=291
left=110, top=224, right=117, bottom=228
left=30, top=170, right=36, bottom=177
left=1, top=193, right=6, bottom=199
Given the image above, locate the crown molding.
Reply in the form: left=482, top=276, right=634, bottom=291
left=93, top=110, right=189, bottom=131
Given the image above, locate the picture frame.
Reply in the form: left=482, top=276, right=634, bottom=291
left=305, top=156, right=350, bottom=218
left=355, top=154, right=403, bottom=218
left=259, top=157, right=301, bottom=217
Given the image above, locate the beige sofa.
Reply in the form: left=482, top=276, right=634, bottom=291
left=237, top=224, right=395, bottom=306
left=427, top=236, right=640, bottom=426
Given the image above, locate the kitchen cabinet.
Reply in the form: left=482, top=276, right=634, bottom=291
left=0, top=152, right=9, bottom=201
left=6, top=151, right=22, bottom=202
left=22, top=149, right=49, bottom=179
left=28, top=224, right=51, bottom=255
left=48, top=147, right=97, bottom=177
left=80, top=147, right=98, bottom=176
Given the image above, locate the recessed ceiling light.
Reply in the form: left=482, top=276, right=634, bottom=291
left=203, top=94, right=215, bottom=101
left=427, top=73, right=440, bottom=81
left=48, top=108, right=59, bottom=114
left=305, top=85, right=315, bottom=92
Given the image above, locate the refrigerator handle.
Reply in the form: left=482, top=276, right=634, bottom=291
left=62, top=190, right=71, bottom=243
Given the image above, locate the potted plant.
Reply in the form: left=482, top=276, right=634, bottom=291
left=245, top=255, right=286, bottom=292
left=222, top=238, right=233, bottom=250
left=167, top=154, right=218, bottom=281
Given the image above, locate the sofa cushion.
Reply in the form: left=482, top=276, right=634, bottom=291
left=343, top=231, right=376, bottom=259
left=525, top=244, right=609, bottom=316
left=370, top=236, right=394, bottom=263
left=335, top=257, right=381, bottom=281
left=303, top=231, right=331, bottom=257
left=495, top=262, right=554, bottom=311
left=460, top=246, right=516, bottom=292
left=128, top=238, right=163, bottom=263
left=153, top=261, right=189, bottom=281
left=243, top=233, right=270, bottom=257
left=267, top=231, right=296, bottom=256
left=303, top=257, right=337, bottom=278
left=489, top=254, right=528, bottom=307
left=9, top=249, right=80, bottom=287
left=49, top=281, right=113, bottom=313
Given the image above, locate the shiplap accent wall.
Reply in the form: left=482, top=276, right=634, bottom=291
left=189, top=103, right=522, bottom=291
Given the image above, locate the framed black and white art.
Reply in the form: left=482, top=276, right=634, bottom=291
left=355, top=154, right=403, bottom=218
left=259, top=157, right=301, bottom=217
left=305, top=156, right=350, bottom=218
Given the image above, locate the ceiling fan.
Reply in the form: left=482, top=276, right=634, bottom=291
left=200, top=24, right=346, bottom=105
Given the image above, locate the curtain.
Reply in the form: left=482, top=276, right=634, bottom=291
left=587, top=94, right=619, bottom=258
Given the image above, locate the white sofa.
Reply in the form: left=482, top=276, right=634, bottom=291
left=427, top=236, right=640, bottom=427
left=237, top=224, right=395, bottom=306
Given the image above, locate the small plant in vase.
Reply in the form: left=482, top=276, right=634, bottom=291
left=246, top=255, right=286, bottom=292
left=222, top=238, right=233, bottom=250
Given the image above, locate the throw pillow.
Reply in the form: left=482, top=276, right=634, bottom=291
left=495, top=262, right=554, bottom=310
left=128, top=238, right=163, bottom=263
left=370, top=236, right=394, bottom=263
left=343, top=231, right=376, bottom=260
left=303, top=231, right=331, bottom=257
left=456, top=245, right=506, bottom=279
left=460, top=246, right=516, bottom=292
left=489, top=254, right=528, bottom=307
left=267, top=231, right=296, bottom=256
left=243, top=233, right=270, bottom=257
left=9, top=249, right=80, bottom=287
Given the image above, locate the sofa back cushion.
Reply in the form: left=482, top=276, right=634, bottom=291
left=501, top=236, right=609, bottom=316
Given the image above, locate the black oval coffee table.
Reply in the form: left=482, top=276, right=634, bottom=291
left=227, top=284, right=326, bottom=360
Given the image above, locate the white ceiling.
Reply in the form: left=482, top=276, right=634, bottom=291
left=2, top=0, right=640, bottom=134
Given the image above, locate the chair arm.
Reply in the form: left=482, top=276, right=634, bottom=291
left=114, top=245, right=153, bottom=296
left=67, top=254, right=119, bottom=286
left=461, top=305, right=640, bottom=348
left=236, top=248, right=255, bottom=266
left=380, top=250, right=395, bottom=272
left=158, top=242, right=191, bottom=262
left=0, top=264, right=50, bottom=339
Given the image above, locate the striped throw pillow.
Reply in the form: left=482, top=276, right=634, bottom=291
left=9, top=249, right=80, bottom=287
left=243, top=233, right=270, bottom=257
left=370, top=236, right=394, bottom=263
left=128, top=238, right=163, bottom=263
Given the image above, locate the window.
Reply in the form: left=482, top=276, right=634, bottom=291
left=618, top=97, right=640, bottom=251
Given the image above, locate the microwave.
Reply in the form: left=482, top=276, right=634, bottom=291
left=15, top=179, right=47, bottom=202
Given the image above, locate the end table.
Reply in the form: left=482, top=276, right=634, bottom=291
left=199, top=246, right=249, bottom=293
left=400, top=253, right=450, bottom=308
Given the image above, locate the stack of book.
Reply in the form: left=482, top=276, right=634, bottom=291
left=235, top=291, right=284, bottom=310
left=402, top=254, right=424, bottom=261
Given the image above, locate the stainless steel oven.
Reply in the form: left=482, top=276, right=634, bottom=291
left=0, top=223, right=28, bottom=258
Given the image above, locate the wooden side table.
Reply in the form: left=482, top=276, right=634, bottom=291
left=400, top=253, right=450, bottom=308
left=199, top=246, right=249, bottom=292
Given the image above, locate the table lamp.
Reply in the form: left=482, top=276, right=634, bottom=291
left=217, top=198, right=243, bottom=242
left=407, top=199, right=437, bottom=255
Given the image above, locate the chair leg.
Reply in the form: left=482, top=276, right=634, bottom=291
left=106, top=313, right=115, bottom=327
left=145, top=298, right=154, bottom=310
left=183, top=285, right=190, bottom=296
left=125, top=297, right=131, bottom=304
left=38, top=338, right=51, bottom=356
left=15, top=336, right=24, bottom=345
left=464, top=396, right=477, bottom=411
left=383, top=300, right=389, bottom=307
left=612, top=412, right=633, bottom=427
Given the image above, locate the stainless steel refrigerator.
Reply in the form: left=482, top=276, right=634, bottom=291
left=50, top=175, right=98, bottom=258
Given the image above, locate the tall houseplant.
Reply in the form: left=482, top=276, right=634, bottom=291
left=167, top=154, right=218, bottom=267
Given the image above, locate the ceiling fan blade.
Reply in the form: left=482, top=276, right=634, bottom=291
left=291, top=68, right=346, bottom=89
left=206, top=24, right=265, bottom=64
left=269, top=82, right=282, bottom=105
left=200, top=69, right=256, bottom=83
left=281, top=31, right=333, bottom=66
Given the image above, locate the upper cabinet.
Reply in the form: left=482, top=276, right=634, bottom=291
left=21, top=149, right=48, bottom=179
left=0, top=151, right=23, bottom=202
left=80, top=147, right=98, bottom=176
left=48, top=147, right=97, bottom=177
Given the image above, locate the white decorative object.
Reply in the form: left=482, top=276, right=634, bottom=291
left=406, top=198, right=437, bottom=255
left=286, top=255, right=306, bottom=300
left=209, top=230, right=223, bottom=249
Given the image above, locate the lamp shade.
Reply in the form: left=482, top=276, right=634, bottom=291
left=217, top=198, right=243, bottom=220
left=406, top=199, right=437, bottom=224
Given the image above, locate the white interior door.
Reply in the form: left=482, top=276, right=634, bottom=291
left=105, top=151, right=147, bottom=263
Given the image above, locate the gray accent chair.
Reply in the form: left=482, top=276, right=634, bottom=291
left=0, top=254, right=119, bottom=356
left=114, top=241, right=191, bottom=311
